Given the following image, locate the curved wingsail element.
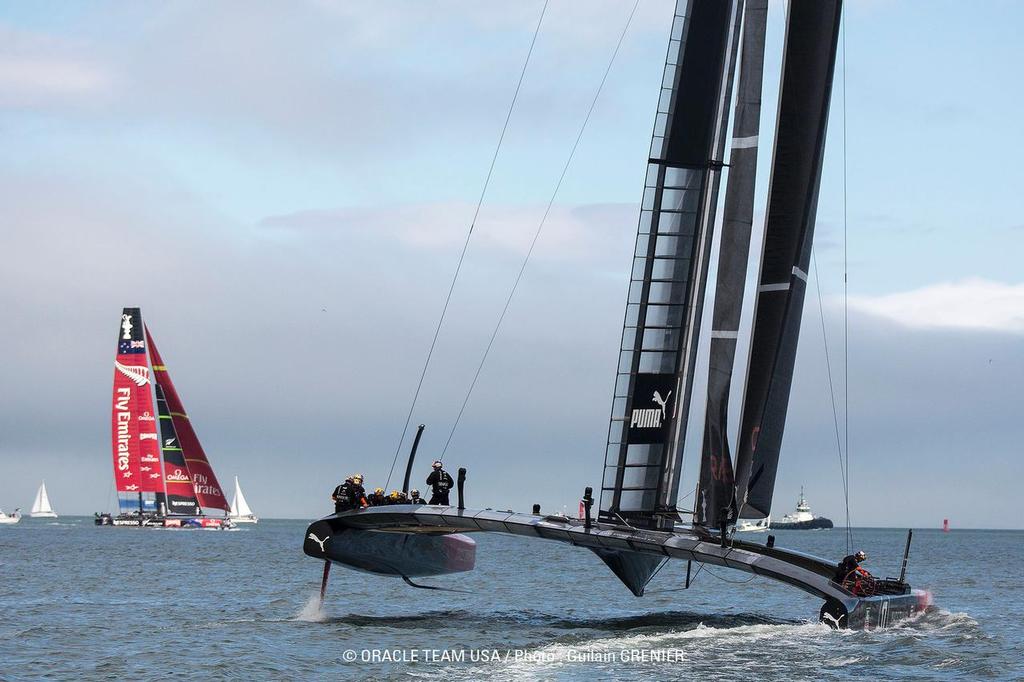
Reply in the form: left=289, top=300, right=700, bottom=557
left=111, top=308, right=163, bottom=513
left=145, top=326, right=230, bottom=512
left=733, top=0, right=844, bottom=519
left=600, top=0, right=742, bottom=530
left=694, top=0, right=769, bottom=529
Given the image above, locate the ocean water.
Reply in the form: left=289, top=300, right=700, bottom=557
left=1, top=519, right=1020, bottom=680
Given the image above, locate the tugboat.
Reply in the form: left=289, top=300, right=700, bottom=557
left=770, top=488, right=833, bottom=530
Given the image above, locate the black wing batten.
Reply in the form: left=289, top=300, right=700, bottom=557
left=694, top=0, right=769, bottom=530
left=600, top=0, right=741, bottom=530
left=733, top=0, right=843, bottom=519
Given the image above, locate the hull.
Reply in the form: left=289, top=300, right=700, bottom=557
left=307, top=505, right=929, bottom=629
left=821, top=589, right=932, bottom=629
left=771, top=517, right=833, bottom=530
left=228, top=515, right=259, bottom=524
left=0, top=517, right=20, bottom=525
left=735, top=519, right=770, bottom=532
left=100, top=514, right=232, bottom=529
left=30, top=512, right=58, bottom=519
left=304, top=520, right=475, bottom=578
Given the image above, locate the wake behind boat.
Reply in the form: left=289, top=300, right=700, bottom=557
left=30, top=481, right=58, bottom=518
left=98, top=308, right=232, bottom=529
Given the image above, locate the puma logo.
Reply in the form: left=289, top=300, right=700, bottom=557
left=652, top=390, right=672, bottom=418
left=821, top=611, right=844, bottom=629
left=307, top=533, right=329, bottom=552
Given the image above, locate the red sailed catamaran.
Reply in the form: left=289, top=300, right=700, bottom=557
left=99, top=307, right=232, bottom=528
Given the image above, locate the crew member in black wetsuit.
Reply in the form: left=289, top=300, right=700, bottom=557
left=835, top=550, right=873, bottom=594
left=409, top=489, right=425, bottom=505
left=367, top=487, right=387, bottom=507
left=332, top=474, right=367, bottom=513
left=426, top=460, right=454, bottom=505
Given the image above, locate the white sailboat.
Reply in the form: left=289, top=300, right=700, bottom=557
left=30, top=481, right=58, bottom=518
left=735, top=516, right=770, bottom=533
left=0, top=508, right=21, bottom=525
left=228, top=476, right=258, bottom=524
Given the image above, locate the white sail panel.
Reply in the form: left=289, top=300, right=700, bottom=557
left=30, top=481, right=57, bottom=518
left=229, top=476, right=258, bottom=522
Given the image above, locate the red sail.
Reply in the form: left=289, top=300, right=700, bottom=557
left=145, top=327, right=230, bottom=512
left=111, top=308, right=163, bottom=495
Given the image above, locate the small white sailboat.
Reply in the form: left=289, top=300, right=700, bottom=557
left=30, top=481, right=58, bottom=518
left=735, top=516, right=770, bottom=533
left=0, top=508, right=22, bottom=525
left=228, top=476, right=258, bottom=524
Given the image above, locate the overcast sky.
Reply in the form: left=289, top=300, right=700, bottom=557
left=1, top=1, right=1020, bottom=529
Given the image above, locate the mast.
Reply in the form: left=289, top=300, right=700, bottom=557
left=111, top=308, right=163, bottom=514
left=694, top=0, right=769, bottom=530
left=733, top=0, right=844, bottom=519
left=600, top=0, right=742, bottom=530
left=146, top=326, right=231, bottom=514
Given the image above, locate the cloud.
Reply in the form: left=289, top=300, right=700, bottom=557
left=0, top=25, right=113, bottom=105
left=848, top=279, right=1024, bottom=334
left=259, top=201, right=637, bottom=264
left=0, top=57, right=110, bottom=97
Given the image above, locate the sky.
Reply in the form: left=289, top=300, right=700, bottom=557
left=0, top=1, right=1021, bottom=528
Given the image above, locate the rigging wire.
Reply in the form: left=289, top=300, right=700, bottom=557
left=383, top=1, right=550, bottom=489
left=439, top=0, right=642, bottom=457
left=700, top=564, right=758, bottom=585
left=841, top=5, right=853, bottom=554
left=811, top=249, right=850, bottom=553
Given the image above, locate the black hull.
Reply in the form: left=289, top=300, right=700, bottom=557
left=771, top=517, right=833, bottom=530
left=304, top=505, right=930, bottom=629
left=304, top=521, right=476, bottom=577
left=821, top=591, right=930, bottom=629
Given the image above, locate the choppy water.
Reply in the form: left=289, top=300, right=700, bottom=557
left=1, top=519, right=1020, bottom=680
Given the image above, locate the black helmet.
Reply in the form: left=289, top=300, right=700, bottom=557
left=411, top=489, right=420, bottom=496
left=855, top=550, right=867, bottom=561
left=432, top=460, right=443, bottom=469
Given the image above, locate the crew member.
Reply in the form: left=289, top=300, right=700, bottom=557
left=426, top=460, right=454, bottom=505
left=835, top=550, right=872, bottom=594
left=409, top=489, right=425, bottom=505
left=368, top=487, right=387, bottom=507
left=388, top=490, right=408, bottom=505
left=332, top=474, right=368, bottom=513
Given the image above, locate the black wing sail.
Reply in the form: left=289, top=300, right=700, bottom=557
left=733, top=0, right=843, bottom=519
left=600, top=0, right=741, bottom=530
left=695, top=0, right=769, bottom=530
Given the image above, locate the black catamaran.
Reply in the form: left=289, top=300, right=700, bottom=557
left=304, top=0, right=930, bottom=628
